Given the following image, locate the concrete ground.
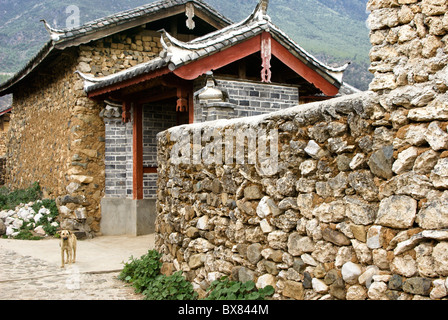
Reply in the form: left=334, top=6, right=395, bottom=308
left=0, top=234, right=155, bottom=300
left=0, top=234, right=155, bottom=273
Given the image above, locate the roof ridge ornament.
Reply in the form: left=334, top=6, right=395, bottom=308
left=186, top=2, right=196, bottom=30
left=40, top=19, right=65, bottom=42
left=253, top=0, right=270, bottom=22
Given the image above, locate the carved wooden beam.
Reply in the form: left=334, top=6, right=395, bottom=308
left=261, top=32, right=272, bottom=83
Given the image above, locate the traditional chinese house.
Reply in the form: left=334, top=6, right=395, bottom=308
left=0, top=0, right=354, bottom=236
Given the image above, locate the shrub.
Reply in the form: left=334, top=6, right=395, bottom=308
left=205, top=276, right=274, bottom=300
left=31, top=199, right=59, bottom=236
left=119, top=250, right=275, bottom=301
left=119, top=250, right=162, bottom=293
left=143, top=271, right=198, bottom=300
left=0, top=182, right=42, bottom=210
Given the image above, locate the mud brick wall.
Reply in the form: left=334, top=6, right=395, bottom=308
left=155, top=0, right=448, bottom=300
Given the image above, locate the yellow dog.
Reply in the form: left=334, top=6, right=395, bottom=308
left=60, top=230, right=77, bottom=268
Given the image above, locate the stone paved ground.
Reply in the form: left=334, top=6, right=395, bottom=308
left=0, top=247, right=144, bottom=300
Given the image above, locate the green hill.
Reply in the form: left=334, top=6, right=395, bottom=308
left=0, top=0, right=372, bottom=90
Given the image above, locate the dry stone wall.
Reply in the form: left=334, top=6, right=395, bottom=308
left=155, top=0, right=448, bottom=300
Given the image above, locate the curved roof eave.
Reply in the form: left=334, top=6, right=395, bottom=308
left=0, top=0, right=232, bottom=96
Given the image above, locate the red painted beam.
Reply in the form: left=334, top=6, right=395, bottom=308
left=173, top=35, right=262, bottom=80
left=270, top=37, right=339, bottom=96
left=87, top=67, right=171, bottom=99
left=133, top=104, right=144, bottom=200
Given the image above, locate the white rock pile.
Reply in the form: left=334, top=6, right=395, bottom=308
left=0, top=201, right=59, bottom=238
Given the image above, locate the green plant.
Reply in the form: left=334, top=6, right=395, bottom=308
left=0, top=182, right=42, bottom=210
left=13, top=229, right=43, bottom=240
left=31, top=199, right=59, bottom=236
left=118, top=250, right=162, bottom=293
left=143, top=271, right=198, bottom=300
left=204, top=277, right=274, bottom=300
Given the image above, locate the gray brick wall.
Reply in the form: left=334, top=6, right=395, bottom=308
left=143, top=104, right=177, bottom=168
left=194, top=77, right=299, bottom=122
left=104, top=104, right=177, bottom=200
left=104, top=117, right=133, bottom=198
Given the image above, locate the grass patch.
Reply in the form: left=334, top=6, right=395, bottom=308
left=119, top=250, right=274, bottom=300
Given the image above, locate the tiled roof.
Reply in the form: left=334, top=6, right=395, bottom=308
left=0, top=0, right=231, bottom=95
left=82, top=0, right=348, bottom=94
left=49, top=0, right=232, bottom=43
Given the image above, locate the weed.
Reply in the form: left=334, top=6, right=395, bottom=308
left=204, top=276, right=274, bottom=300
left=119, top=250, right=274, bottom=301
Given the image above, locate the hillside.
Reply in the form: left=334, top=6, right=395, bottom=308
left=0, top=0, right=372, bottom=95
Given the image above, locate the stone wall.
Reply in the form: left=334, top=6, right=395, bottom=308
left=6, top=28, right=163, bottom=236
left=155, top=0, right=448, bottom=300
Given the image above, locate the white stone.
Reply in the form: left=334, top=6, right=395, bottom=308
left=392, top=147, right=418, bottom=174
left=260, top=219, right=274, bottom=233
left=349, top=153, right=366, bottom=170
left=301, top=253, right=318, bottom=266
left=256, top=274, right=276, bottom=289
left=299, top=159, right=317, bottom=176
left=376, top=195, right=417, bottom=229
left=431, top=158, right=448, bottom=189
left=312, top=278, right=329, bottom=294
left=66, top=182, right=80, bottom=194
left=367, top=281, right=388, bottom=300
left=256, top=196, right=278, bottom=218
left=38, top=207, right=50, bottom=215
left=13, top=218, right=23, bottom=229
left=408, top=104, right=448, bottom=122
left=352, top=239, right=372, bottom=264
left=6, top=226, right=14, bottom=236
left=335, top=246, right=353, bottom=268
left=188, top=238, right=215, bottom=253
left=312, top=200, right=345, bottom=223
left=304, top=140, right=326, bottom=159
left=391, top=255, right=417, bottom=277
left=58, top=206, right=71, bottom=217
left=207, top=272, right=225, bottom=283
left=346, top=285, right=367, bottom=300
left=17, top=208, right=30, bottom=220
left=342, top=262, right=362, bottom=284
left=414, top=149, right=439, bottom=174
left=358, top=266, right=379, bottom=288
left=33, top=213, right=43, bottom=223
left=430, top=279, right=447, bottom=299
left=433, top=242, right=448, bottom=276
left=34, top=225, right=46, bottom=236
left=367, top=226, right=382, bottom=249
left=196, top=215, right=209, bottom=230
left=5, top=216, right=14, bottom=226
left=425, top=122, right=448, bottom=151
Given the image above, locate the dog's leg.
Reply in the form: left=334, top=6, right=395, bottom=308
left=72, top=239, right=77, bottom=264
left=67, top=247, right=72, bottom=265
left=61, top=246, right=65, bottom=268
